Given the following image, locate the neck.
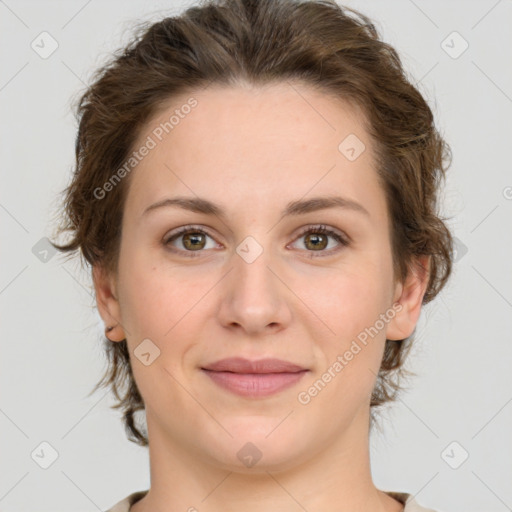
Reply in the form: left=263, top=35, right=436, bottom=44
left=131, top=406, right=403, bottom=512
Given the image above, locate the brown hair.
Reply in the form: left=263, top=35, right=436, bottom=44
left=51, top=0, right=454, bottom=446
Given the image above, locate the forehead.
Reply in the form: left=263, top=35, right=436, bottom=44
left=125, top=81, right=383, bottom=220
left=149, top=81, right=370, bottom=158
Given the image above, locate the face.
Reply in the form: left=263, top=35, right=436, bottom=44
left=94, top=82, right=428, bottom=472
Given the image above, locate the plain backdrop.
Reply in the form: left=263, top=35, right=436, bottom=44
left=1, top=1, right=511, bottom=511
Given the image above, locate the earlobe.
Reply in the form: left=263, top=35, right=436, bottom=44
left=386, top=255, right=431, bottom=341
left=92, top=265, right=126, bottom=342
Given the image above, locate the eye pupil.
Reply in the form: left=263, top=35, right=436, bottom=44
left=183, top=232, right=205, bottom=250
left=305, top=233, right=327, bottom=250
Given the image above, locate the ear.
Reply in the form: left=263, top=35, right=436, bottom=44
left=92, top=264, right=126, bottom=342
left=386, top=255, right=430, bottom=341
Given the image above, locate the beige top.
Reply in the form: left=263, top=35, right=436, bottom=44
left=104, top=490, right=440, bottom=512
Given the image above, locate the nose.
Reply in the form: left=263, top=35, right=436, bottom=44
left=216, top=241, right=292, bottom=336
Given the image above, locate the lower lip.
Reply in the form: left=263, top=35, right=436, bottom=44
left=202, top=369, right=308, bottom=398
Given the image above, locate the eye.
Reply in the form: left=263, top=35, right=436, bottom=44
left=164, top=226, right=218, bottom=258
left=163, top=224, right=350, bottom=258
left=289, top=224, right=349, bottom=257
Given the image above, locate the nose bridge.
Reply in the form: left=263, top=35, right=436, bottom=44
left=233, top=232, right=278, bottom=303
left=218, top=231, right=289, bottom=332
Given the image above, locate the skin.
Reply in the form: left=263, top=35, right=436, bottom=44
left=93, top=81, right=430, bottom=512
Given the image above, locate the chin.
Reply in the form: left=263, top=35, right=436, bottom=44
left=200, top=417, right=314, bottom=474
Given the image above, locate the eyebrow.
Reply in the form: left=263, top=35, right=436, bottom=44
left=142, top=195, right=370, bottom=219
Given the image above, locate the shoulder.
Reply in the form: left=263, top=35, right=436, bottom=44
left=105, top=489, right=441, bottom=512
left=103, top=490, right=149, bottom=512
left=386, top=491, right=442, bottom=512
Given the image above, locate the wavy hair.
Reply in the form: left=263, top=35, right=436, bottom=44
left=51, top=0, right=454, bottom=446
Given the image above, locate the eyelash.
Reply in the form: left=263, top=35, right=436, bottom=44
left=163, top=224, right=350, bottom=259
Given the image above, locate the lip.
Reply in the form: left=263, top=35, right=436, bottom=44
left=202, top=357, right=306, bottom=373
left=201, top=357, right=308, bottom=398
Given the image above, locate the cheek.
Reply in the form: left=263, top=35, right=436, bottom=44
left=308, top=265, right=389, bottom=335
left=120, top=270, right=186, bottom=340
left=302, top=272, right=389, bottom=405
left=300, top=262, right=391, bottom=384
left=116, top=241, right=178, bottom=338
left=118, top=263, right=199, bottom=393
left=117, top=248, right=220, bottom=350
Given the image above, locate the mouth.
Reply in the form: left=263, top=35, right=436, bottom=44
left=201, top=357, right=309, bottom=398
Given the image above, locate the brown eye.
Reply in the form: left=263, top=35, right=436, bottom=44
left=303, top=232, right=329, bottom=251
left=291, top=225, right=349, bottom=256
left=181, top=232, right=207, bottom=250
left=164, top=227, right=217, bottom=257
left=164, top=224, right=349, bottom=259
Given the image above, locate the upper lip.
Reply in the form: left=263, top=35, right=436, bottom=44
left=202, top=357, right=307, bottom=374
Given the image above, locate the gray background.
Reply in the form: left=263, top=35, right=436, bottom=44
left=1, top=1, right=511, bottom=511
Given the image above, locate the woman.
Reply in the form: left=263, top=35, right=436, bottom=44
left=51, top=0, right=453, bottom=510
